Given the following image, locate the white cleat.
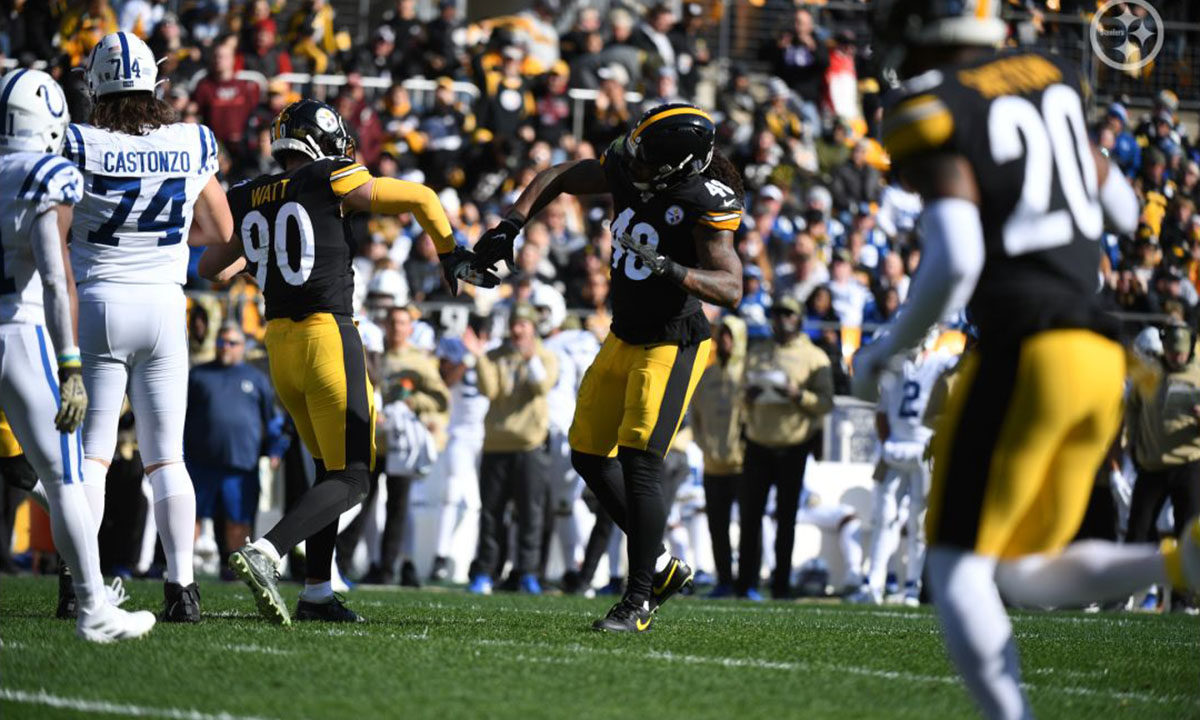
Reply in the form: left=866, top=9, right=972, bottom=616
left=76, top=604, right=156, bottom=644
left=845, top=587, right=882, bottom=605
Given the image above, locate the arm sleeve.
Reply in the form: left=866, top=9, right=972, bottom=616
left=1100, top=163, right=1139, bottom=235
left=797, top=361, right=834, bottom=416
left=30, top=209, right=76, bottom=358
left=874, top=197, right=984, bottom=359
left=368, top=177, right=457, bottom=255
left=524, top=348, right=558, bottom=396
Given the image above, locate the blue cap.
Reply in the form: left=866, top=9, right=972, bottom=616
left=436, top=336, right=467, bottom=364
left=1107, top=102, right=1128, bottom=125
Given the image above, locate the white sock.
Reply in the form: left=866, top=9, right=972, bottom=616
left=928, top=548, right=1032, bottom=720
left=300, top=581, right=334, bottom=603
left=249, top=538, right=281, bottom=566
left=81, top=458, right=107, bottom=531
left=868, top=489, right=901, bottom=593
left=148, top=464, right=196, bottom=586
left=839, top=518, right=864, bottom=585
left=44, top=482, right=105, bottom=614
left=995, top=540, right=1168, bottom=609
left=654, top=546, right=671, bottom=573
left=25, top=481, right=49, bottom=513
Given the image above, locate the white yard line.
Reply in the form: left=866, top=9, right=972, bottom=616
left=473, top=638, right=1193, bottom=707
left=221, top=643, right=293, bottom=656
left=0, top=688, right=279, bottom=720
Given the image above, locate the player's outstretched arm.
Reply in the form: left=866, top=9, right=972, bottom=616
left=30, top=205, right=86, bottom=433
left=850, top=154, right=984, bottom=402
left=341, top=176, right=499, bottom=296
left=188, top=176, right=235, bottom=247
left=1092, top=145, right=1138, bottom=235
left=473, top=159, right=609, bottom=272
left=197, top=237, right=247, bottom=283
left=682, top=224, right=743, bottom=309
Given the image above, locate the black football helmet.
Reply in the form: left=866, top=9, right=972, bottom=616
left=270, top=99, right=355, bottom=163
left=622, top=103, right=715, bottom=192
left=870, top=0, right=1008, bottom=80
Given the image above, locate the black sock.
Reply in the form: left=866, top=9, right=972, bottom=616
left=618, top=446, right=666, bottom=605
left=305, top=521, right=338, bottom=584
left=264, top=463, right=368, bottom=556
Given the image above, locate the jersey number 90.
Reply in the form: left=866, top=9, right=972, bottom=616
left=240, top=201, right=316, bottom=289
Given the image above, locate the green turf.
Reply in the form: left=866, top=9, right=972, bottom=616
left=1, top=576, right=1196, bottom=719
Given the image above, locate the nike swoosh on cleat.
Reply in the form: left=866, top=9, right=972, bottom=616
left=636, top=617, right=652, bottom=631
left=653, top=562, right=678, bottom=595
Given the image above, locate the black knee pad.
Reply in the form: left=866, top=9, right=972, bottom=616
left=0, top=455, right=38, bottom=492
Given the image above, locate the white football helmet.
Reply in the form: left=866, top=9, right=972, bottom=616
left=0, top=68, right=70, bottom=155
left=85, top=32, right=158, bottom=98
left=530, top=283, right=566, bottom=337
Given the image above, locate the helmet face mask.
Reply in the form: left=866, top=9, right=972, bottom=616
left=869, top=0, right=1008, bottom=80
left=622, top=103, right=715, bottom=192
left=0, top=69, right=70, bottom=155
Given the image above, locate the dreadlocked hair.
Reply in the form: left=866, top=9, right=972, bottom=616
left=704, top=150, right=745, bottom=198
left=89, top=92, right=178, bottom=135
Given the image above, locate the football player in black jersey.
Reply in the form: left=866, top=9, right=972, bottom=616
left=473, top=103, right=743, bottom=632
left=853, top=2, right=1200, bottom=716
left=198, top=100, right=497, bottom=626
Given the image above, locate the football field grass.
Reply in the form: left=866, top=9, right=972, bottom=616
left=1, top=576, right=1197, bottom=719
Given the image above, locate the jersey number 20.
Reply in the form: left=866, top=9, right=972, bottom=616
left=988, top=84, right=1102, bottom=256
left=241, top=201, right=316, bottom=289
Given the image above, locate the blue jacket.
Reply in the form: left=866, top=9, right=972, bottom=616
left=185, top=361, right=289, bottom=472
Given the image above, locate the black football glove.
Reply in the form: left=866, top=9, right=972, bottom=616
left=471, top=218, right=523, bottom=273
left=615, top=233, right=687, bottom=283
left=440, top=246, right=500, bottom=297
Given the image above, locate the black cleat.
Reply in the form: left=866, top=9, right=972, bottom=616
left=648, top=557, right=694, bottom=613
left=295, top=593, right=366, bottom=623
left=56, top=560, right=77, bottom=619
left=229, top=544, right=291, bottom=626
left=163, top=582, right=202, bottom=623
left=592, top=598, right=653, bottom=633
left=400, top=560, right=422, bottom=588
left=428, top=556, right=451, bottom=583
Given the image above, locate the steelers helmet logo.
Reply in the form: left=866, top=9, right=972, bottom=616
left=665, top=205, right=684, bottom=225
left=315, top=107, right=339, bottom=132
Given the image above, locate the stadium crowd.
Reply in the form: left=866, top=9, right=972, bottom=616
left=2, top=0, right=1199, bottom=607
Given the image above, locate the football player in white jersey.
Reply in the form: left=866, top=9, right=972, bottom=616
left=65, top=32, right=234, bottom=622
left=536, top=286, right=601, bottom=587
left=429, top=332, right=490, bottom=583
left=0, top=68, right=156, bottom=642
left=852, top=329, right=958, bottom=606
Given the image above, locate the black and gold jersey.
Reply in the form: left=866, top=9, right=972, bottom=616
left=883, top=49, right=1111, bottom=341
left=228, top=157, right=370, bottom=321
left=601, top=139, right=743, bottom=347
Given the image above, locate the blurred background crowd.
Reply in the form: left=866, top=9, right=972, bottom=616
left=2, top=0, right=1199, bottom=607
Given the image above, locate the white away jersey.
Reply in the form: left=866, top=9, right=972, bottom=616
left=878, top=351, right=957, bottom=444
left=0, top=152, right=84, bottom=326
left=65, top=122, right=218, bottom=287
left=447, top=367, right=489, bottom=442
left=543, top=329, right=601, bottom=432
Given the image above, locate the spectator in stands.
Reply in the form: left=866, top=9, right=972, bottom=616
left=119, top=0, right=165, bottom=38
left=717, top=64, right=756, bottom=147
left=533, top=62, right=572, bottom=147
left=192, top=35, right=261, bottom=163
left=586, top=63, right=635, bottom=150
left=560, top=6, right=601, bottom=63
left=691, top=314, right=747, bottom=598
left=346, top=25, right=396, bottom=80
left=756, top=78, right=805, bottom=145
left=634, top=3, right=676, bottom=74
left=738, top=265, right=772, bottom=343
left=1105, top=103, right=1142, bottom=179
left=761, top=7, right=826, bottom=128
left=776, top=233, right=829, bottom=303
left=478, top=45, right=536, bottom=149
left=670, top=2, right=709, bottom=99
left=184, top=323, right=287, bottom=558
left=815, top=117, right=851, bottom=180
left=739, top=296, right=833, bottom=600
left=468, top=304, right=558, bottom=595
left=285, top=0, right=340, bottom=74
left=406, top=234, right=445, bottom=302
left=831, top=140, right=882, bottom=214
left=59, top=0, right=119, bottom=66
left=236, top=18, right=293, bottom=77
left=374, top=306, right=450, bottom=587
left=418, top=78, right=474, bottom=189
left=334, top=82, right=383, bottom=169
left=645, top=66, right=684, bottom=108
left=875, top=251, right=910, bottom=302
left=382, top=0, right=425, bottom=80
left=424, top=0, right=463, bottom=77
left=828, top=249, right=871, bottom=327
